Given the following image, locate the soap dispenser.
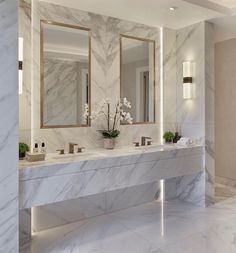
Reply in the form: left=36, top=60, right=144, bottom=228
left=33, top=143, right=39, bottom=153
left=41, top=142, right=46, bottom=154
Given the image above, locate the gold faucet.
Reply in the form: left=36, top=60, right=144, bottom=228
left=69, top=143, right=78, bottom=154
left=141, top=136, right=151, bottom=146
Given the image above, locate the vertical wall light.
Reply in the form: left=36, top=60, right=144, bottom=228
left=183, top=61, right=193, bottom=99
left=160, top=27, right=164, bottom=144
left=18, top=37, right=23, bottom=95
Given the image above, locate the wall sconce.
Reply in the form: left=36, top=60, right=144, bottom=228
left=18, top=37, right=23, bottom=95
left=183, top=61, right=193, bottom=99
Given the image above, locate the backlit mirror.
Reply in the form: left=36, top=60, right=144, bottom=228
left=120, top=35, right=155, bottom=124
left=40, top=21, right=91, bottom=128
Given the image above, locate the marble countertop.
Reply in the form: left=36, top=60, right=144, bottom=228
left=19, top=144, right=203, bottom=181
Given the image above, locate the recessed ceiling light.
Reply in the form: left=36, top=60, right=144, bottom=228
left=169, top=7, right=178, bottom=12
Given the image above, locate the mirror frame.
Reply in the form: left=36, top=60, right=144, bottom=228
left=40, top=20, right=92, bottom=129
left=120, top=34, right=156, bottom=125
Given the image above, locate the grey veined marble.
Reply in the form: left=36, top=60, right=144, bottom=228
left=21, top=196, right=236, bottom=253
left=19, top=0, right=160, bottom=152
left=0, top=0, right=19, bottom=252
left=19, top=145, right=205, bottom=242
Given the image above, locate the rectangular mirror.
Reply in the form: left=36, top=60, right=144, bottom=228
left=40, top=20, right=91, bottom=128
left=120, top=35, right=155, bottom=124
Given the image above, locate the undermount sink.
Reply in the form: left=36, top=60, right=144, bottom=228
left=135, top=144, right=175, bottom=151
left=52, top=152, right=103, bottom=160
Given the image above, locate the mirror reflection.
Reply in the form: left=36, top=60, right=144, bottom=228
left=41, top=21, right=91, bottom=128
left=120, top=35, right=155, bottom=124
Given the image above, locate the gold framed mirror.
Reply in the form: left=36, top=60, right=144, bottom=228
left=40, top=20, right=91, bottom=128
left=120, top=35, right=155, bottom=125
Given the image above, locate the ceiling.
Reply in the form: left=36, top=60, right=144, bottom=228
left=212, top=15, right=236, bottom=42
left=209, top=0, right=236, bottom=8
left=43, top=23, right=89, bottom=61
left=40, top=0, right=226, bottom=29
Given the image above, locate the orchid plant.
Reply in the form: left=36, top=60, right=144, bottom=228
left=84, top=98, right=133, bottom=139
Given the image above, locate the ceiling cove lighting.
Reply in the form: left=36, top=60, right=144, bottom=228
left=18, top=37, right=23, bottom=95
left=183, top=61, right=193, bottom=99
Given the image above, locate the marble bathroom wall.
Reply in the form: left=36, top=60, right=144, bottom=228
left=163, top=28, right=177, bottom=133
left=18, top=0, right=160, bottom=152
left=18, top=0, right=162, bottom=237
left=163, top=22, right=215, bottom=206
left=176, top=22, right=205, bottom=142
left=0, top=0, right=18, bottom=252
left=204, top=22, right=215, bottom=205
left=19, top=0, right=32, bottom=145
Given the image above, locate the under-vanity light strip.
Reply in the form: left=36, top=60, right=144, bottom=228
left=31, top=207, right=35, bottom=235
left=160, top=27, right=164, bottom=144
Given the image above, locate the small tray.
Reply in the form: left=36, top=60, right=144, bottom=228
left=26, top=152, right=46, bottom=162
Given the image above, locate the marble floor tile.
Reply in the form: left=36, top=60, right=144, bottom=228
left=21, top=213, right=161, bottom=253
left=215, top=182, right=236, bottom=203
left=21, top=197, right=236, bottom=253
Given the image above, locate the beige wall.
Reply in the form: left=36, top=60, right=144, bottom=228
left=215, top=38, right=236, bottom=179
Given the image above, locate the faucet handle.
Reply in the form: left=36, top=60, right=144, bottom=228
left=133, top=142, right=140, bottom=147
left=77, top=147, right=85, bottom=153
left=56, top=149, right=65, bottom=155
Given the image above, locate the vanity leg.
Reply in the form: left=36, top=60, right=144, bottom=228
left=19, top=208, right=32, bottom=247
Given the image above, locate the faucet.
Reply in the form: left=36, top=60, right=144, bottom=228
left=69, top=143, right=78, bottom=154
left=141, top=136, right=151, bottom=146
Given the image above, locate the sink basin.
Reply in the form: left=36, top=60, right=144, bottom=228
left=52, top=152, right=103, bottom=160
left=135, top=144, right=176, bottom=151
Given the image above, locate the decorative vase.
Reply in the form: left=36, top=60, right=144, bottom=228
left=173, top=132, right=181, bottom=143
left=104, top=138, right=115, bottom=149
left=19, top=152, right=26, bottom=160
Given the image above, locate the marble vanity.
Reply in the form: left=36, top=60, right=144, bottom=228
left=19, top=144, right=203, bottom=209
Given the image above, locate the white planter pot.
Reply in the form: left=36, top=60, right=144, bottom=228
left=103, top=138, right=115, bottom=149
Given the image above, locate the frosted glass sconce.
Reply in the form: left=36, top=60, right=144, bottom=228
left=183, top=61, right=193, bottom=99
left=18, top=37, right=23, bottom=95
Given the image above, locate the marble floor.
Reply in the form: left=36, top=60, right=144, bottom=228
left=20, top=196, right=236, bottom=253
left=215, top=176, right=236, bottom=203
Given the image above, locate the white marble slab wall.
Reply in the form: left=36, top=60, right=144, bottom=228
left=204, top=22, right=215, bottom=205
left=163, top=22, right=215, bottom=206
left=165, top=23, right=206, bottom=206
left=0, top=0, right=18, bottom=252
left=163, top=28, right=177, bottom=133
left=18, top=0, right=161, bottom=237
left=19, top=0, right=32, bottom=146
left=176, top=22, right=205, bottom=142
left=22, top=0, right=160, bottom=153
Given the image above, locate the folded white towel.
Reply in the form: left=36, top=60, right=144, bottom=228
left=177, top=137, right=191, bottom=146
